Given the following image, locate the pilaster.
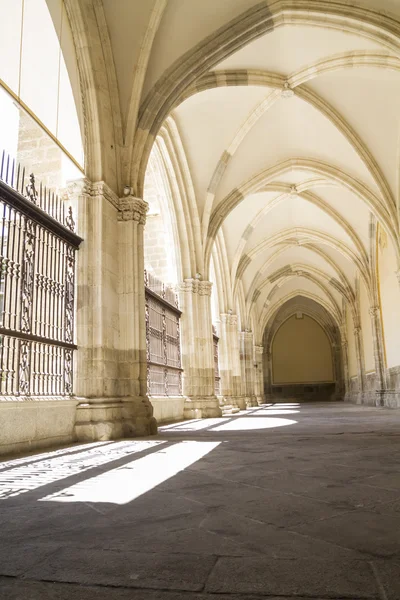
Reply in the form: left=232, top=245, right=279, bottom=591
left=354, top=325, right=366, bottom=401
left=178, top=278, right=222, bottom=419
left=219, top=313, right=243, bottom=411
left=254, top=345, right=264, bottom=404
left=369, top=306, right=387, bottom=403
left=66, top=180, right=156, bottom=440
left=239, top=331, right=258, bottom=407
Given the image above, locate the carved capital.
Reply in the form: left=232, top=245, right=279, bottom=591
left=240, top=330, right=253, bottom=340
left=65, top=177, right=92, bottom=199
left=396, top=269, right=400, bottom=286
left=354, top=326, right=361, bottom=336
left=255, top=345, right=264, bottom=355
left=220, top=312, right=238, bottom=326
left=118, top=197, right=148, bottom=224
left=369, top=306, right=380, bottom=318
left=92, top=181, right=119, bottom=209
left=178, top=279, right=213, bottom=296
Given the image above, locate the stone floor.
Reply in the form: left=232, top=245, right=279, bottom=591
left=1, top=402, right=400, bottom=600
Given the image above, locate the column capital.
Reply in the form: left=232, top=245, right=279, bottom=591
left=240, top=330, right=253, bottom=340
left=220, top=312, right=238, bottom=325
left=354, top=326, right=361, bottom=335
left=369, top=306, right=380, bottom=318
left=65, top=177, right=92, bottom=199
left=118, top=196, right=148, bottom=224
left=254, top=345, right=264, bottom=354
left=65, top=178, right=120, bottom=211
left=178, top=279, right=213, bottom=296
left=396, top=269, right=400, bottom=285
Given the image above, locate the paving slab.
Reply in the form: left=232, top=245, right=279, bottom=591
left=206, top=556, right=380, bottom=598
left=1, top=402, right=400, bottom=600
left=23, top=547, right=217, bottom=592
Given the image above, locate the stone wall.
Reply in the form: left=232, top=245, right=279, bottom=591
left=17, top=110, right=63, bottom=192
left=144, top=212, right=170, bottom=282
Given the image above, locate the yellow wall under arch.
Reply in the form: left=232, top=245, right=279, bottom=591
left=272, top=314, right=334, bottom=384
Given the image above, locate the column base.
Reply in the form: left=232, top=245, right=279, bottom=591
left=246, top=396, right=259, bottom=408
left=74, top=396, right=158, bottom=442
left=184, top=396, right=222, bottom=419
left=376, top=390, right=400, bottom=408
left=256, top=396, right=264, bottom=406
left=218, top=396, right=241, bottom=415
left=232, top=396, right=247, bottom=411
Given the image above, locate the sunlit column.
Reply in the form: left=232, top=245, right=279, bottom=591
left=254, top=344, right=264, bottom=404
left=369, top=305, right=387, bottom=405
left=353, top=325, right=366, bottom=400
left=218, top=313, right=242, bottom=411
left=239, top=331, right=258, bottom=407
left=117, top=195, right=157, bottom=434
left=178, top=278, right=222, bottom=419
left=67, top=180, right=156, bottom=440
left=341, top=339, right=350, bottom=400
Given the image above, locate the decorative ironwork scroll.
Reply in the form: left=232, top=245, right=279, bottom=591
left=213, top=326, right=221, bottom=395
left=0, top=153, right=82, bottom=398
left=145, top=270, right=182, bottom=396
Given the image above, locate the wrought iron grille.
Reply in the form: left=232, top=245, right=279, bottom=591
left=213, top=327, right=221, bottom=395
left=0, top=153, right=82, bottom=398
left=145, top=270, right=182, bottom=396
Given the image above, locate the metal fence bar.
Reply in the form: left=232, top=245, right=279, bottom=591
left=213, top=329, right=221, bottom=396
left=144, top=270, right=182, bottom=397
left=0, top=152, right=82, bottom=398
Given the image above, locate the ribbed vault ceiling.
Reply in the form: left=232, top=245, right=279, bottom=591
left=98, top=0, right=400, bottom=336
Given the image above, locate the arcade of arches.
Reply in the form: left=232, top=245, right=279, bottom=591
left=2, top=0, right=400, bottom=454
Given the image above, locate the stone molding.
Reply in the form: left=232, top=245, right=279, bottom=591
left=240, top=330, right=253, bottom=339
left=92, top=181, right=120, bottom=210
left=369, top=306, right=380, bottom=318
left=118, top=196, right=148, bottom=225
left=66, top=178, right=120, bottom=210
left=220, top=312, right=238, bottom=325
left=178, top=279, right=213, bottom=296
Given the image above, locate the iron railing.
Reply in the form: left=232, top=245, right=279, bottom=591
left=145, top=270, right=182, bottom=396
left=0, top=152, right=82, bottom=398
left=213, top=326, right=221, bottom=395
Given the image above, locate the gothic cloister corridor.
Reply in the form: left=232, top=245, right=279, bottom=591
left=1, top=402, right=400, bottom=600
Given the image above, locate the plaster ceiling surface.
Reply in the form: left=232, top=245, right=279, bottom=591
left=222, top=191, right=276, bottom=262
left=261, top=247, right=339, bottom=280
left=264, top=277, right=336, bottom=312
left=173, top=86, right=270, bottom=213
left=245, top=196, right=357, bottom=252
left=215, top=95, right=380, bottom=203
left=102, top=0, right=158, bottom=124
left=96, top=0, right=400, bottom=332
left=143, top=0, right=262, bottom=97
left=214, top=25, right=388, bottom=74
left=308, top=69, right=400, bottom=198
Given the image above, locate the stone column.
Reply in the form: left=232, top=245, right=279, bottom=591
left=239, top=331, right=258, bottom=407
left=341, top=340, right=350, bottom=401
left=263, top=349, right=273, bottom=402
left=178, top=279, right=222, bottom=419
left=219, top=313, right=243, bottom=411
left=354, top=325, right=366, bottom=401
left=254, top=345, right=264, bottom=404
left=117, top=196, right=157, bottom=434
left=68, top=180, right=156, bottom=440
left=369, top=306, right=387, bottom=405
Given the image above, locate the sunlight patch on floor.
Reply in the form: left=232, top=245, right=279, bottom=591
left=41, top=441, right=221, bottom=505
left=213, top=417, right=297, bottom=431
left=0, top=441, right=164, bottom=500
